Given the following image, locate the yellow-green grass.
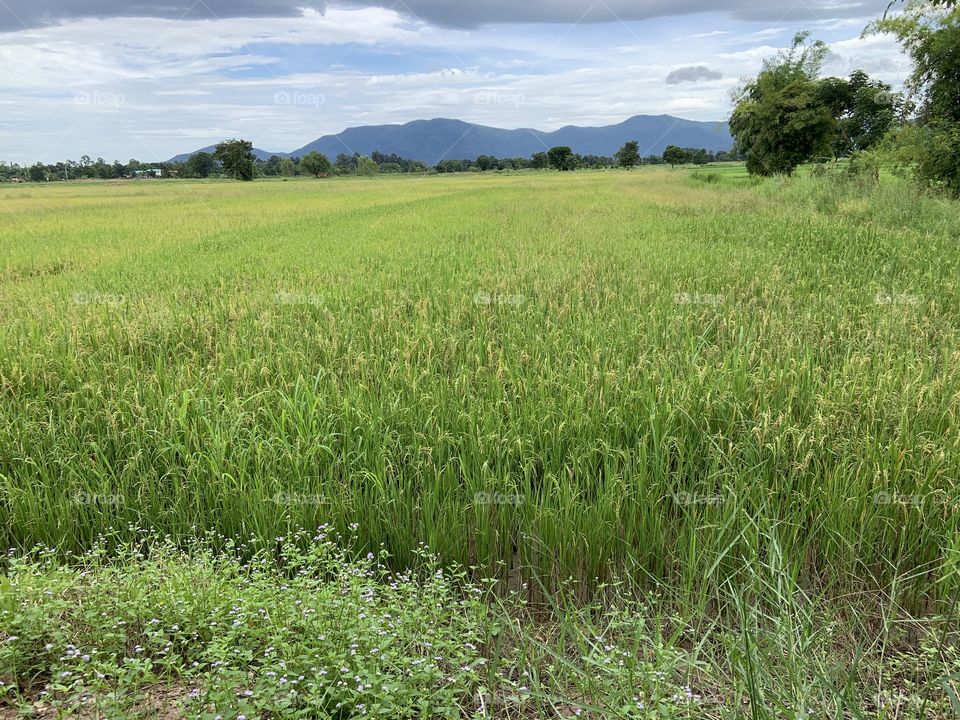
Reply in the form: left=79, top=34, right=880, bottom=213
left=1, top=168, right=959, bottom=616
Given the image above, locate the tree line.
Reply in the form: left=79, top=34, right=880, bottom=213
left=1, top=142, right=739, bottom=183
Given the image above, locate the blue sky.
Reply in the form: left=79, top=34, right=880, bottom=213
left=0, top=1, right=910, bottom=163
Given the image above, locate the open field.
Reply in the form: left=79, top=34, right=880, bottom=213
left=2, top=167, right=960, bottom=717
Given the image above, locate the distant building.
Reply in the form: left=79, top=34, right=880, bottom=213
left=134, top=168, right=163, bottom=178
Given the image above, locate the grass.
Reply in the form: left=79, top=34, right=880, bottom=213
left=1, top=165, right=959, bottom=716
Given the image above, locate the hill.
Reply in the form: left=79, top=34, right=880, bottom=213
left=170, top=115, right=731, bottom=164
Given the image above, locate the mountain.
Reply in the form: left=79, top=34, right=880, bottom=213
left=168, top=144, right=288, bottom=163
left=169, top=115, right=732, bottom=165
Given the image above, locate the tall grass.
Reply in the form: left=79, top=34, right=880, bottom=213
left=0, top=168, right=958, bottom=621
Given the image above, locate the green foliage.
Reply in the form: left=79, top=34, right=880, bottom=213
left=356, top=155, right=379, bottom=177
left=662, top=145, right=689, bottom=167
left=817, top=70, right=901, bottom=155
left=730, top=32, right=836, bottom=175
left=0, top=534, right=490, bottom=718
left=531, top=151, right=549, bottom=169
left=547, top=146, right=577, bottom=171
left=476, top=155, right=497, bottom=171
left=299, top=151, right=332, bottom=178
left=870, top=2, right=960, bottom=195
left=214, top=139, right=255, bottom=181
left=279, top=158, right=296, bottom=177
left=615, top=140, right=641, bottom=169
left=184, top=151, right=216, bottom=179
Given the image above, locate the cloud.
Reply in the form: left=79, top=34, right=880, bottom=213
left=0, top=3, right=907, bottom=163
left=665, top=65, right=723, bottom=84
left=0, top=0, right=880, bottom=31
left=0, top=0, right=324, bottom=31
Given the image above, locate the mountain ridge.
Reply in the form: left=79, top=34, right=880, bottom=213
left=169, top=115, right=733, bottom=164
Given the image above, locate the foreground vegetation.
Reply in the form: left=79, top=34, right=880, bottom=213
left=2, top=533, right=958, bottom=719
left=1, top=166, right=959, bottom=716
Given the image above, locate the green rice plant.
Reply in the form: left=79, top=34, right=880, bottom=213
left=0, top=167, right=958, bottom=626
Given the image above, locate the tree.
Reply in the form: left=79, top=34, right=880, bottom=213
left=300, top=151, right=332, bottom=178
left=335, top=153, right=358, bottom=174
left=185, top=151, right=216, bottom=178
left=817, top=70, right=900, bottom=156
left=279, top=158, right=296, bottom=177
left=357, top=156, right=379, bottom=177
left=531, top=152, right=549, bottom=170
left=261, top=155, right=283, bottom=177
left=663, top=145, right=689, bottom=168
left=214, top=139, right=255, bottom=181
left=729, top=32, right=836, bottom=176
left=615, top=141, right=641, bottom=170
left=476, top=155, right=496, bottom=171
left=28, top=163, right=46, bottom=182
left=547, top=146, right=577, bottom=171
left=870, top=2, right=960, bottom=194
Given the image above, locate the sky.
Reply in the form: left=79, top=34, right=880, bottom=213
left=0, top=0, right=912, bottom=164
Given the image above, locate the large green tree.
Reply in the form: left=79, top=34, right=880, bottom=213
left=729, top=32, right=836, bottom=176
left=662, top=145, right=689, bottom=168
left=300, top=151, right=332, bottom=178
left=615, top=141, right=641, bottom=169
left=185, top=151, right=216, bottom=178
left=214, top=139, right=255, bottom=181
left=547, top=146, right=577, bottom=171
left=871, top=2, right=960, bottom=194
left=817, top=70, right=900, bottom=155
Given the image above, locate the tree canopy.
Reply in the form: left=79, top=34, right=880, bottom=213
left=214, top=139, right=255, bottom=181
left=729, top=32, right=836, bottom=176
left=615, top=141, right=641, bottom=169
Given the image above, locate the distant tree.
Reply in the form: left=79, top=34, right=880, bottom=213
left=214, top=139, right=255, bottom=181
left=300, top=151, right=332, bottom=178
left=547, top=146, right=577, bottom=171
left=279, top=158, right=296, bottom=177
left=530, top=152, right=549, bottom=170
left=260, top=155, right=283, bottom=177
left=476, top=155, right=496, bottom=171
left=729, top=32, right=836, bottom=176
left=185, top=151, right=216, bottom=178
left=663, top=145, right=689, bottom=167
left=334, top=153, right=358, bottom=175
left=615, top=141, right=641, bottom=169
left=28, top=163, right=46, bottom=182
left=357, top=156, right=379, bottom=177
left=688, top=148, right=710, bottom=165
left=436, top=159, right=472, bottom=173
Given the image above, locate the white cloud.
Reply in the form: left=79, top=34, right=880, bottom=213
left=0, top=7, right=907, bottom=163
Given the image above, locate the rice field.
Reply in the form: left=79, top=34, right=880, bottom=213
left=2, top=168, right=960, bottom=607
left=2, top=167, right=960, bottom=716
